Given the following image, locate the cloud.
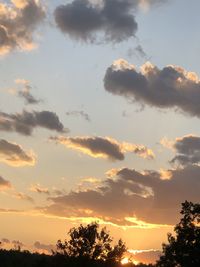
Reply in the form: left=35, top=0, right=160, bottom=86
left=15, top=79, right=41, bottom=105
left=66, top=110, right=91, bottom=122
left=128, top=249, right=161, bottom=264
left=54, top=0, right=138, bottom=43
left=14, top=192, right=34, bottom=203
left=30, top=183, right=50, bottom=195
left=1, top=238, right=10, bottom=244
left=12, top=240, right=24, bottom=248
left=168, top=135, right=200, bottom=166
left=54, top=0, right=167, bottom=44
left=0, top=0, right=45, bottom=55
left=138, top=0, right=166, bottom=12
left=160, top=136, right=174, bottom=150
left=41, top=165, right=200, bottom=226
left=0, top=208, right=23, bottom=213
left=0, top=175, right=11, bottom=190
left=0, top=110, right=67, bottom=135
left=104, top=59, right=200, bottom=118
left=50, top=135, right=154, bottom=161
left=34, top=241, right=55, bottom=254
left=127, top=44, right=147, bottom=59
left=0, top=139, right=36, bottom=167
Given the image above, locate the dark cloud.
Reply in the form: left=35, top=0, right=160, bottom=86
left=0, top=139, right=35, bottom=166
left=104, top=59, right=200, bottom=118
left=54, top=0, right=167, bottom=43
left=0, top=0, right=45, bottom=55
left=42, top=165, right=200, bottom=226
left=54, top=0, right=138, bottom=43
left=170, top=135, right=200, bottom=166
left=0, top=175, right=11, bottom=190
left=66, top=110, right=91, bottom=122
left=50, top=135, right=154, bottom=161
left=0, top=110, right=67, bottom=135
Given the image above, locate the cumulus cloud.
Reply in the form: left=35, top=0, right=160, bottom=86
left=104, top=59, right=200, bottom=118
left=54, top=0, right=139, bottom=43
left=0, top=110, right=66, bottom=135
left=0, top=139, right=35, bottom=167
left=0, top=0, right=45, bottom=55
left=41, top=165, right=200, bottom=226
left=15, top=79, right=41, bottom=105
left=66, top=110, right=91, bottom=122
left=166, top=135, right=200, bottom=166
left=30, top=183, right=50, bottom=195
left=50, top=135, right=154, bottom=161
left=0, top=175, right=11, bottom=190
left=54, top=0, right=167, bottom=43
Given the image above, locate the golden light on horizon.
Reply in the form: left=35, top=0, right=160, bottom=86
left=121, top=257, right=139, bottom=265
left=121, top=257, right=129, bottom=265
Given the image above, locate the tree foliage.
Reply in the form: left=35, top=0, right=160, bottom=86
left=56, top=222, right=126, bottom=262
left=157, top=201, right=200, bottom=267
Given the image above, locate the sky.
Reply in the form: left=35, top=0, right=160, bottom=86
left=0, top=0, right=200, bottom=264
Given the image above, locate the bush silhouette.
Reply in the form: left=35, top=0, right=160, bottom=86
left=157, top=201, right=200, bottom=266
left=56, top=221, right=126, bottom=262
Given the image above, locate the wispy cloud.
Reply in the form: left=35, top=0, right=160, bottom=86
left=14, top=79, right=41, bottom=105
left=66, top=110, right=91, bottom=122
left=29, top=183, right=50, bottom=195
left=0, top=175, right=12, bottom=190
left=13, top=192, right=34, bottom=203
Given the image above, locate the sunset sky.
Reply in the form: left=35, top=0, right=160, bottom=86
left=1, top=0, right=200, bottom=263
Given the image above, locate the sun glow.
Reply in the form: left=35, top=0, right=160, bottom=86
left=121, top=257, right=139, bottom=265
left=121, top=257, right=129, bottom=265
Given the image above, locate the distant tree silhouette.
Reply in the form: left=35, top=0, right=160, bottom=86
left=56, top=222, right=126, bottom=262
left=156, top=201, right=200, bottom=267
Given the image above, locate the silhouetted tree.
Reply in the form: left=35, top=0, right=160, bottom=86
left=156, top=201, right=200, bottom=267
left=56, top=222, right=126, bottom=262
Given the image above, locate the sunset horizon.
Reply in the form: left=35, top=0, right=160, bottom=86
left=0, top=0, right=200, bottom=265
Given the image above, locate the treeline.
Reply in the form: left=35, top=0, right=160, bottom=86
left=0, top=249, right=152, bottom=267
